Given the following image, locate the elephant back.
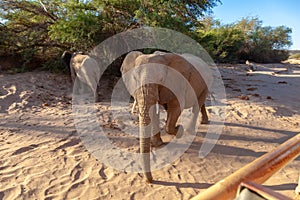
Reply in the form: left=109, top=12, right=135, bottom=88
left=161, top=53, right=208, bottom=108
left=180, top=53, right=213, bottom=91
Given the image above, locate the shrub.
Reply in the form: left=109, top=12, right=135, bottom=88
left=197, top=17, right=292, bottom=63
left=289, top=53, right=300, bottom=60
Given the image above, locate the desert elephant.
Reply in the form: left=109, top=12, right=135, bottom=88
left=61, top=51, right=101, bottom=100
left=121, top=51, right=212, bottom=182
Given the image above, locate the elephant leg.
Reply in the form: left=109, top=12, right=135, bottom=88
left=70, top=66, right=76, bottom=84
left=185, top=103, right=200, bottom=135
left=149, top=105, right=163, bottom=147
left=186, top=92, right=208, bottom=133
left=200, top=104, right=209, bottom=124
left=180, top=89, right=209, bottom=135
left=151, top=132, right=163, bottom=147
left=198, top=89, right=209, bottom=124
left=140, top=134, right=152, bottom=183
left=93, top=85, right=99, bottom=102
left=165, top=99, right=182, bottom=135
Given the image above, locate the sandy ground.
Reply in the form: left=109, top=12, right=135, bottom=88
left=0, top=61, right=299, bottom=200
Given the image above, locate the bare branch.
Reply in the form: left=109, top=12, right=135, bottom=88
left=38, top=0, right=47, bottom=12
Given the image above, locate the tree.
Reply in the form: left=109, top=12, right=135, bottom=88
left=197, top=17, right=292, bottom=63
left=235, top=17, right=292, bottom=62
left=0, top=0, right=221, bottom=71
left=134, top=0, right=220, bottom=34
left=197, top=19, right=245, bottom=62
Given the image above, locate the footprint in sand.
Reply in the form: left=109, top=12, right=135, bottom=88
left=12, top=144, right=39, bottom=155
left=98, top=166, right=115, bottom=180
left=53, top=138, right=81, bottom=152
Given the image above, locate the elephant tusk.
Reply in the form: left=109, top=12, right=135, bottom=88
left=156, top=102, right=159, bottom=114
left=131, top=100, right=137, bottom=114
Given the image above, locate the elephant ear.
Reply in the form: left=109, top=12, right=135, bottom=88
left=120, top=51, right=143, bottom=97
left=61, top=51, right=73, bottom=68
left=158, top=53, right=193, bottom=104
left=181, top=53, right=213, bottom=90
left=147, top=53, right=175, bottom=104
left=120, top=51, right=143, bottom=74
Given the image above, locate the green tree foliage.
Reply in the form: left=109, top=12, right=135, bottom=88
left=197, top=18, right=245, bottom=62
left=289, top=53, right=300, bottom=60
left=0, top=0, right=220, bottom=70
left=0, top=1, right=293, bottom=72
left=197, top=17, right=292, bottom=63
left=134, top=0, right=219, bottom=34
left=0, top=0, right=63, bottom=71
left=48, top=0, right=141, bottom=50
left=0, top=1, right=57, bottom=54
left=236, top=17, right=292, bottom=63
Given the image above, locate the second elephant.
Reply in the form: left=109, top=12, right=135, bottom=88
left=61, top=51, right=101, bottom=100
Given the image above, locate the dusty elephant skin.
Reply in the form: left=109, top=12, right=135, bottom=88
left=61, top=51, right=101, bottom=101
left=120, top=51, right=211, bottom=183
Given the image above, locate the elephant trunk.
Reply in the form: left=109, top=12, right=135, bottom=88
left=136, top=84, right=158, bottom=183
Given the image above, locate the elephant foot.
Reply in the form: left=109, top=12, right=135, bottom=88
left=151, top=140, right=164, bottom=147
left=201, top=119, right=209, bottom=124
left=151, top=132, right=164, bottom=147
left=166, top=125, right=184, bottom=138
left=175, top=125, right=184, bottom=138
left=185, top=128, right=196, bottom=135
left=135, top=136, right=164, bottom=147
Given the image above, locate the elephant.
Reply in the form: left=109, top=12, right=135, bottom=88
left=120, top=51, right=212, bottom=182
left=61, top=51, right=101, bottom=100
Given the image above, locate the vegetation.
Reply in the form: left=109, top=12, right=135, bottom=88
left=197, top=17, right=292, bottom=63
left=0, top=0, right=294, bottom=72
left=289, top=50, right=300, bottom=60
left=289, top=53, right=300, bottom=60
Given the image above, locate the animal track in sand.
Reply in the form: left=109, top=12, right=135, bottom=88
left=99, top=166, right=116, bottom=181
left=246, top=87, right=257, bottom=91
left=12, top=144, right=39, bottom=155
left=53, top=138, right=81, bottom=152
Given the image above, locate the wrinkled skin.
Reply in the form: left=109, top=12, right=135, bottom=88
left=121, top=51, right=211, bottom=182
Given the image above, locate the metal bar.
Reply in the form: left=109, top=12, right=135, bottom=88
left=191, top=133, right=300, bottom=200
left=296, top=173, right=300, bottom=195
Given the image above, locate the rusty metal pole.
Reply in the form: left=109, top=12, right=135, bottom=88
left=191, top=133, right=300, bottom=200
left=296, top=173, right=300, bottom=197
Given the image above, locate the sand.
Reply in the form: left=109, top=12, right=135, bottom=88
left=0, top=61, right=299, bottom=200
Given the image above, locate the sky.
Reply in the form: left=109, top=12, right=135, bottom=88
left=212, top=0, right=300, bottom=50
